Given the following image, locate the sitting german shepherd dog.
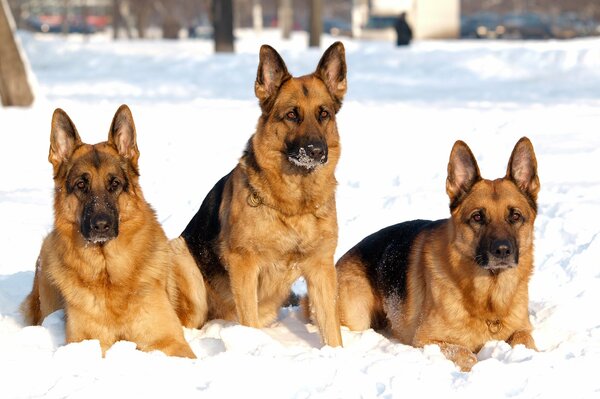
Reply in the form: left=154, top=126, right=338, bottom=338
left=20, top=105, right=204, bottom=358
left=336, top=137, right=539, bottom=370
left=177, top=42, right=347, bottom=347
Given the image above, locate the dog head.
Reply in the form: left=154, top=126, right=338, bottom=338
left=49, top=105, right=140, bottom=244
left=446, top=137, right=540, bottom=272
left=251, top=41, right=346, bottom=173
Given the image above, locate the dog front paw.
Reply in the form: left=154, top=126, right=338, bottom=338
left=507, top=330, right=537, bottom=350
left=439, top=343, right=478, bottom=372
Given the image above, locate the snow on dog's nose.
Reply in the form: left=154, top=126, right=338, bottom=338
left=286, top=138, right=328, bottom=170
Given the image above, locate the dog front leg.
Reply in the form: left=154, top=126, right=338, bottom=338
left=227, top=251, right=261, bottom=328
left=415, top=334, right=477, bottom=372
left=304, top=259, right=342, bottom=347
left=65, top=311, right=115, bottom=356
left=507, top=329, right=537, bottom=350
left=416, top=340, right=477, bottom=372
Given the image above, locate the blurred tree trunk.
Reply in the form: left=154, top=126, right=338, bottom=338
left=82, top=1, right=90, bottom=36
left=252, top=0, right=262, bottom=33
left=309, top=0, right=322, bottom=47
left=61, top=0, right=70, bottom=35
left=154, top=0, right=180, bottom=39
left=0, top=0, right=34, bottom=106
left=132, top=0, right=152, bottom=38
left=279, top=0, right=292, bottom=39
left=162, top=14, right=180, bottom=39
left=213, top=0, right=233, bottom=52
left=112, top=0, right=121, bottom=39
left=111, top=0, right=135, bottom=39
left=119, top=1, right=134, bottom=39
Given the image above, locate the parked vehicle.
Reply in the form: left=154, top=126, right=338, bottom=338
left=323, top=18, right=352, bottom=38
left=25, top=14, right=107, bottom=34
left=461, top=12, right=505, bottom=39
left=551, top=13, right=598, bottom=39
left=358, top=14, right=397, bottom=40
left=502, top=13, right=552, bottom=39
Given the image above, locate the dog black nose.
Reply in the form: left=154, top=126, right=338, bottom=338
left=92, top=214, right=112, bottom=233
left=491, top=239, right=513, bottom=259
left=307, top=143, right=325, bottom=161
left=286, top=137, right=328, bottom=169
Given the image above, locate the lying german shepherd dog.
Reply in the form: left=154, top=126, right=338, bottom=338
left=336, top=137, right=539, bottom=370
left=178, top=42, right=347, bottom=346
left=20, top=105, right=205, bottom=358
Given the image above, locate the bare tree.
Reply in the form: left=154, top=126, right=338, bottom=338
left=279, top=0, right=292, bottom=39
left=61, top=0, right=70, bottom=35
left=252, top=0, right=262, bottom=33
left=309, top=0, right=322, bottom=47
left=131, top=0, right=150, bottom=38
left=0, top=0, right=34, bottom=106
left=213, top=0, right=234, bottom=52
left=112, top=0, right=121, bottom=39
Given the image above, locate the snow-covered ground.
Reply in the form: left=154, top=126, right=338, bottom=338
left=1, top=30, right=600, bottom=398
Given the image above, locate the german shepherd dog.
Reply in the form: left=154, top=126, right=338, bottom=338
left=177, top=42, right=347, bottom=346
left=20, top=105, right=205, bottom=358
left=336, top=137, right=539, bottom=370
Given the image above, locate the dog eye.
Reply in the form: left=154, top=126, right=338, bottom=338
left=320, top=110, right=329, bottom=120
left=109, top=178, right=121, bottom=191
left=286, top=111, right=297, bottom=120
left=471, top=212, right=483, bottom=223
left=510, top=211, right=522, bottom=223
left=76, top=180, right=87, bottom=191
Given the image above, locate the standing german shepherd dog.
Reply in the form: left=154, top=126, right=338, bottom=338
left=178, top=42, right=347, bottom=347
left=336, top=137, right=539, bottom=370
left=20, top=105, right=205, bottom=358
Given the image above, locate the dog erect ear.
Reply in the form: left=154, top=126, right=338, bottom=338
left=108, top=104, right=139, bottom=166
left=255, top=45, right=291, bottom=108
left=315, top=41, right=347, bottom=108
left=506, top=136, right=540, bottom=202
left=49, top=108, right=82, bottom=173
left=446, top=140, right=481, bottom=209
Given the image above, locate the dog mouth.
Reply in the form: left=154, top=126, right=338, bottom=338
left=480, top=259, right=517, bottom=273
left=80, top=211, right=119, bottom=245
left=287, top=147, right=327, bottom=170
left=475, top=239, right=519, bottom=273
left=475, top=253, right=518, bottom=273
left=84, top=234, right=117, bottom=245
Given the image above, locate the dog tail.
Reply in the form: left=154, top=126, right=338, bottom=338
left=19, top=257, right=43, bottom=325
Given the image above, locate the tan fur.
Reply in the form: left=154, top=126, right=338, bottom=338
left=193, top=43, right=347, bottom=347
left=337, top=138, right=539, bottom=371
left=337, top=257, right=381, bottom=331
left=20, top=105, right=206, bottom=358
left=168, top=237, right=208, bottom=329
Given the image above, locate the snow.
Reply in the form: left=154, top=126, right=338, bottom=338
left=1, top=29, right=600, bottom=397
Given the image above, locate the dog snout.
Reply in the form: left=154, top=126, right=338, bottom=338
left=286, top=137, right=328, bottom=170
left=306, top=141, right=327, bottom=162
left=490, top=239, right=513, bottom=259
left=92, top=214, right=112, bottom=234
left=86, top=211, right=118, bottom=242
left=81, top=200, right=119, bottom=243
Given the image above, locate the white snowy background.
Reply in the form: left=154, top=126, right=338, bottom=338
left=1, top=30, right=600, bottom=398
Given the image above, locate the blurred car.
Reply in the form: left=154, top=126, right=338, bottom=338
left=358, top=14, right=397, bottom=40
left=551, top=13, right=598, bottom=39
left=461, top=12, right=505, bottom=39
left=25, top=15, right=60, bottom=33
left=501, top=13, right=552, bottom=39
left=25, top=14, right=104, bottom=34
left=323, top=18, right=352, bottom=38
left=188, top=24, right=213, bottom=39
